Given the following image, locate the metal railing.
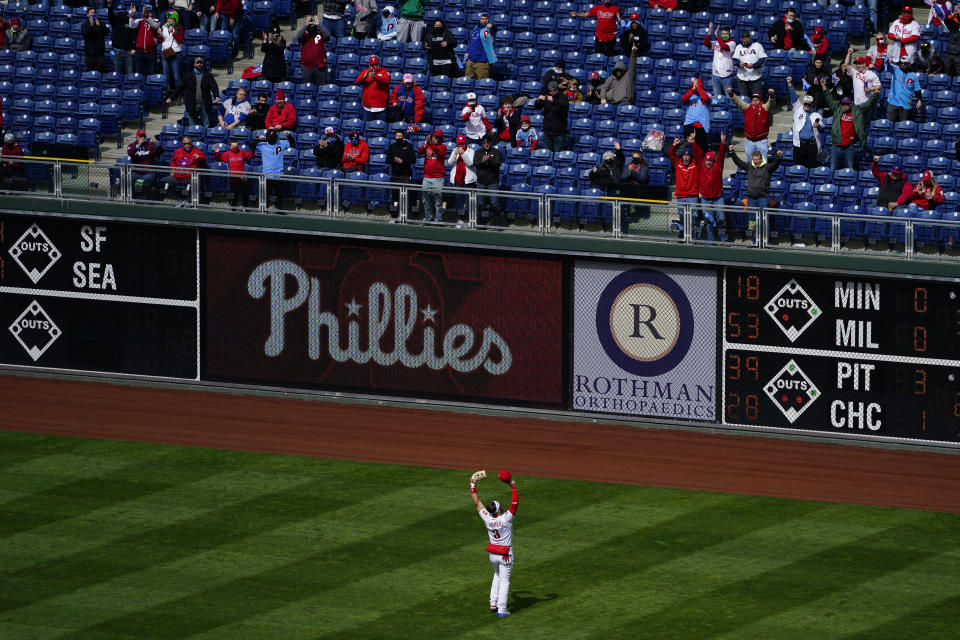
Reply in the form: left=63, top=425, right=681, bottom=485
left=2, top=157, right=959, bottom=261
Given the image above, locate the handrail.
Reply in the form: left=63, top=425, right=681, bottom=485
left=2, top=158, right=958, bottom=261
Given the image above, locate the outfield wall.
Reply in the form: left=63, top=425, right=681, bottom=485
left=2, top=198, right=959, bottom=448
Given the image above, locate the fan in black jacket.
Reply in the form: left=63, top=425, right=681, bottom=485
left=313, top=128, right=345, bottom=169
left=167, top=59, right=220, bottom=128
left=386, top=126, right=416, bottom=217
left=620, top=15, right=649, bottom=56
left=768, top=8, right=809, bottom=51
left=532, top=83, right=569, bottom=153
left=423, top=19, right=458, bottom=78
left=260, top=27, right=287, bottom=83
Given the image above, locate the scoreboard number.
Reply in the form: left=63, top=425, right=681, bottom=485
left=723, top=268, right=960, bottom=443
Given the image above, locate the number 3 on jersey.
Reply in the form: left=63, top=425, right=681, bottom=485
left=492, top=528, right=500, bottom=539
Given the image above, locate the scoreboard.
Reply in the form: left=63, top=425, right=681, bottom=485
left=0, top=214, right=199, bottom=379
left=723, top=268, right=960, bottom=443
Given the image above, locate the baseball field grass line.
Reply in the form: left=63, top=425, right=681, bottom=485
left=27, top=488, right=483, bottom=637
left=842, top=592, right=960, bottom=639
left=43, top=503, right=506, bottom=640
left=2, top=432, right=960, bottom=640
left=312, top=495, right=829, bottom=639
left=0, top=478, right=348, bottom=617
left=0, top=468, right=328, bottom=574
left=710, top=551, right=960, bottom=640
left=586, top=527, right=938, bottom=640
left=260, top=489, right=707, bottom=640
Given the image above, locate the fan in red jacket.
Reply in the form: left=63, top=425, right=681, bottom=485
left=648, top=0, right=677, bottom=10
left=695, top=133, right=728, bottom=241
left=215, top=139, right=253, bottom=208
left=871, top=159, right=914, bottom=210
left=903, top=171, right=946, bottom=210
left=0, top=132, right=24, bottom=186
left=264, top=90, right=297, bottom=132
left=667, top=134, right=702, bottom=202
left=341, top=131, right=370, bottom=173
left=356, top=55, right=391, bottom=120
left=214, top=0, right=243, bottom=22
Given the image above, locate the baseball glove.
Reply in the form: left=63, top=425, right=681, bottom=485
left=470, top=470, right=487, bottom=484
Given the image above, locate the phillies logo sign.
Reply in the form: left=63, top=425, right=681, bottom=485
left=247, top=259, right=512, bottom=375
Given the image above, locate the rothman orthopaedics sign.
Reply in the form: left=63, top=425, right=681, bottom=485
left=572, top=261, right=718, bottom=421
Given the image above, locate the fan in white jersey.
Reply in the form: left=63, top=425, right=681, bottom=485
left=470, top=470, right=519, bottom=617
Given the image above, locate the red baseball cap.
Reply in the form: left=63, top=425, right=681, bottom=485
left=922, top=170, right=933, bottom=180
left=902, top=5, right=912, bottom=12
left=369, top=55, right=380, bottom=64
left=854, top=56, right=866, bottom=64
left=136, top=129, right=146, bottom=137
left=813, top=26, right=824, bottom=35
left=520, top=115, right=531, bottom=122
left=704, top=152, right=716, bottom=161
left=432, top=128, right=443, bottom=136
left=456, top=135, right=467, bottom=144
left=589, top=71, right=600, bottom=80
left=629, top=12, right=639, bottom=19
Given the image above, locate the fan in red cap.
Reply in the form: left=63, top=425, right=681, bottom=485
left=806, top=25, right=828, bottom=57
left=341, top=129, right=369, bottom=174
left=902, top=169, right=946, bottom=211
left=264, top=89, right=297, bottom=133
left=417, top=129, right=448, bottom=222
left=623, top=12, right=649, bottom=56
left=449, top=134, right=476, bottom=227
left=887, top=3, right=921, bottom=63
left=515, top=115, right=538, bottom=151
left=356, top=54, right=391, bottom=122
left=468, top=468, right=519, bottom=616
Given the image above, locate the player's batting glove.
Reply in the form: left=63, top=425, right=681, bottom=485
left=470, top=470, right=486, bottom=484
left=499, top=470, right=512, bottom=483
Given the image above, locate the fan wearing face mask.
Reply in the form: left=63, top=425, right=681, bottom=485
left=313, top=127, right=345, bottom=170
left=256, top=130, right=292, bottom=210
left=599, top=44, right=639, bottom=105
left=570, top=0, right=621, bottom=57
left=887, top=6, right=922, bottom=62
left=768, top=7, right=809, bottom=51
left=214, top=139, right=253, bottom=210
left=297, top=16, right=331, bottom=86
left=341, top=131, right=370, bottom=174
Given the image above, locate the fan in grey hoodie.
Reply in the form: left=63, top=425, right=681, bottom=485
left=355, top=0, right=378, bottom=39
left=599, top=46, right=638, bottom=105
left=729, top=144, right=783, bottom=208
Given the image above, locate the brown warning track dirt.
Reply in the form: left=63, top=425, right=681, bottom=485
left=2, top=374, right=959, bottom=513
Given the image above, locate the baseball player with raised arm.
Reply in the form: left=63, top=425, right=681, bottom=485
left=470, top=469, right=519, bottom=617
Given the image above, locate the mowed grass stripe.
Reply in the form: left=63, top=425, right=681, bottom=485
left=494, top=502, right=905, bottom=639
left=841, top=592, right=960, bottom=640
left=1, top=432, right=959, bottom=640
left=0, top=468, right=328, bottom=575
left=192, top=485, right=706, bottom=639
left=0, top=485, right=443, bottom=636
left=48, top=479, right=561, bottom=640
left=312, top=494, right=824, bottom=638
left=584, top=520, right=945, bottom=640
left=50, top=506, right=491, bottom=640
left=711, top=543, right=960, bottom=638
left=0, top=476, right=350, bottom=616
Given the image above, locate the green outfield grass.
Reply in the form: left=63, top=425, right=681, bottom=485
left=2, top=430, right=960, bottom=640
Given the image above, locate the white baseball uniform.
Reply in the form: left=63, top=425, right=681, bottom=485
left=479, top=486, right=518, bottom=614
